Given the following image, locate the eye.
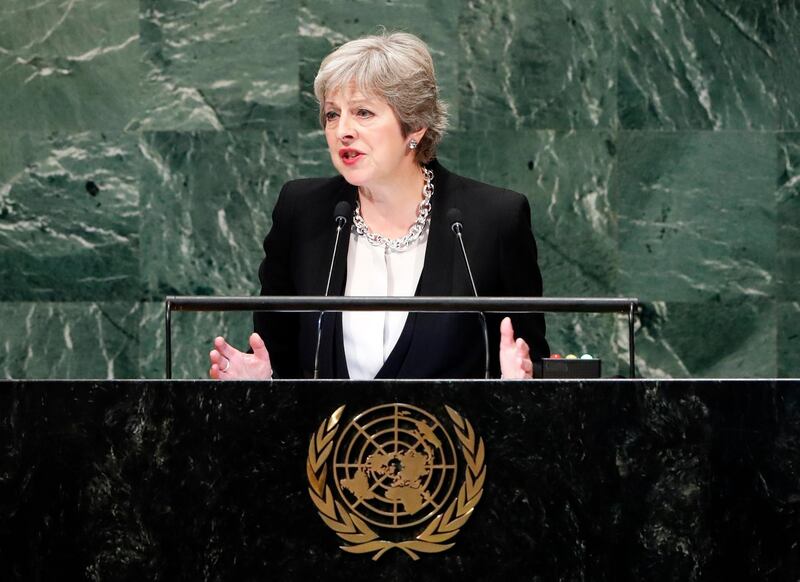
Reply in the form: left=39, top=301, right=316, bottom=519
left=324, top=110, right=339, bottom=122
left=356, top=108, right=373, bottom=118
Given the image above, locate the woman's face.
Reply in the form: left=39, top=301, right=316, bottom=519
left=323, top=84, right=418, bottom=188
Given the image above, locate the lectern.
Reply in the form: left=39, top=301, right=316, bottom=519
left=1, top=379, right=798, bottom=580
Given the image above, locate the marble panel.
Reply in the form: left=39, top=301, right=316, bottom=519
left=778, top=302, right=800, bottom=378
left=630, top=299, right=776, bottom=378
left=139, top=302, right=253, bottom=380
left=457, top=130, right=617, bottom=297
left=138, top=128, right=297, bottom=300
left=776, top=0, right=799, bottom=129
left=617, top=131, right=775, bottom=302
left=777, top=132, right=800, bottom=300
left=0, top=131, right=140, bottom=301
left=0, top=0, right=142, bottom=131
left=297, top=0, right=459, bottom=131
left=618, top=0, right=780, bottom=130
left=0, top=302, right=139, bottom=379
left=458, top=0, right=616, bottom=130
left=134, top=0, right=298, bottom=131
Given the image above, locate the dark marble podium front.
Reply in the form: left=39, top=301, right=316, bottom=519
left=1, top=380, right=798, bottom=581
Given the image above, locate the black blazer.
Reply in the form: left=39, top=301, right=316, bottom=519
left=254, top=159, right=549, bottom=379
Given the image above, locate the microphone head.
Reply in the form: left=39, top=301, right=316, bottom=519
left=447, top=208, right=463, bottom=234
left=334, top=201, right=352, bottom=226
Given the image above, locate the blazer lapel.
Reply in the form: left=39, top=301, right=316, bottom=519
left=416, top=159, right=457, bottom=297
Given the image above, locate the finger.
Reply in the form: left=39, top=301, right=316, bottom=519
left=209, top=349, right=222, bottom=365
left=515, top=337, right=530, bottom=358
left=506, top=356, right=524, bottom=380
left=209, top=363, right=220, bottom=380
left=521, top=358, right=533, bottom=373
left=214, top=336, right=239, bottom=360
left=499, top=317, right=515, bottom=349
left=249, top=333, right=271, bottom=363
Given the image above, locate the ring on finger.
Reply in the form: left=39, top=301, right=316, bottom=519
left=220, top=358, right=231, bottom=373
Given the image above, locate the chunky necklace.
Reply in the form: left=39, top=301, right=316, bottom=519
left=352, top=167, right=434, bottom=252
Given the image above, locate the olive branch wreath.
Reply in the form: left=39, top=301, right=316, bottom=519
left=306, top=404, right=486, bottom=561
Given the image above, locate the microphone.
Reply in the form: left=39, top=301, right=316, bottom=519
left=447, top=208, right=490, bottom=379
left=313, top=201, right=352, bottom=379
left=333, top=200, right=350, bottom=230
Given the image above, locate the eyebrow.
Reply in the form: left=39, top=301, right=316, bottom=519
left=324, top=97, right=378, bottom=107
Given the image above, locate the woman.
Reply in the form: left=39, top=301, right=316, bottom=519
left=209, top=32, right=548, bottom=380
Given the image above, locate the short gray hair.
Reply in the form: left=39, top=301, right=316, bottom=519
left=313, top=31, right=448, bottom=164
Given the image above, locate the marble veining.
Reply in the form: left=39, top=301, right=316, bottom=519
left=618, top=0, right=780, bottom=130
left=135, top=0, right=298, bottom=131
left=0, top=0, right=142, bottom=131
left=630, top=299, right=776, bottom=378
left=778, top=133, right=800, bottom=301
left=138, top=129, right=296, bottom=300
left=776, top=0, right=799, bottom=129
left=459, top=0, right=617, bottom=130
left=0, top=131, right=140, bottom=300
left=0, top=303, right=139, bottom=379
left=617, top=131, right=775, bottom=302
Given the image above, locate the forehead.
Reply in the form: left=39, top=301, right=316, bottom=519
left=324, top=82, right=384, bottom=106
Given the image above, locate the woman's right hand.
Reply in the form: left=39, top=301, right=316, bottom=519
left=209, top=333, right=273, bottom=380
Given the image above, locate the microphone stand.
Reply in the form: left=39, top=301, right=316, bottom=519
left=450, top=216, right=491, bottom=379
left=313, top=207, right=349, bottom=379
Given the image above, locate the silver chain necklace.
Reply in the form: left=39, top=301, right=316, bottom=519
left=352, top=167, right=434, bottom=252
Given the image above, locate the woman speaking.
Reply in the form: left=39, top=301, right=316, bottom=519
left=209, top=32, right=548, bottom=380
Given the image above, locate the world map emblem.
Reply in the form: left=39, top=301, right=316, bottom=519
left=306, top=403, right=486, bottom=560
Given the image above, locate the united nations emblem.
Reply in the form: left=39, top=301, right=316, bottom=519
left=306, top=403, right=486, bottom=560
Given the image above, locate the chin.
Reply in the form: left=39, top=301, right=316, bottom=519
left=336, top=166, right=371, bottom=187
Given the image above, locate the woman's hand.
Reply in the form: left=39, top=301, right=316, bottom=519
left=209, top=333, right=273, bottom=380
left=499, top=317, right=533, bottom=380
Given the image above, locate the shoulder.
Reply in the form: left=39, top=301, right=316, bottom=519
left=271, top=174, right=352, bottom=224
left=432, top=161, right=531, bottom=226
left=277, top=175, right=348, bottom=203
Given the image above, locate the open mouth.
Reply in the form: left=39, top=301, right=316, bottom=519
left=339, top=149, right=364, bottom=164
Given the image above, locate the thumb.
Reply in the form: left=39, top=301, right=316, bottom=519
left=499, top=317, right=515, bottom=349
left=249, top=333, right=270, bottom=361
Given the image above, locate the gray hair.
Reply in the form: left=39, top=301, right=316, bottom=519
left=313, top=31, right=448, bottom=164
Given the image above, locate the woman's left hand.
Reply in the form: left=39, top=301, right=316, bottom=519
left=499, top=317, right=533, bottom=379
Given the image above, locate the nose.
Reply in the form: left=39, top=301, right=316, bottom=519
left=336, top=111, right=356, bottom=143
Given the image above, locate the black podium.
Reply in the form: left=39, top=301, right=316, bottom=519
left=1, top=379, right=799, bottom=581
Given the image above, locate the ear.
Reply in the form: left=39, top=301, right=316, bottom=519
left=409, top=127, right=427, bottom=145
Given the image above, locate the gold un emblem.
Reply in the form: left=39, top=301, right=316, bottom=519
left=306, top=403, right=486, bottom=560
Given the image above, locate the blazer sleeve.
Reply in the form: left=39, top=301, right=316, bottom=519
left=253, top=182, right=301, bottom=378
left=497, top=192, right=550, bottom=361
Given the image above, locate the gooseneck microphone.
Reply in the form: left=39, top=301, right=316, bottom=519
left=447, top=208, right=490, bottom=379
left=313, top=201, right=352, bottom=379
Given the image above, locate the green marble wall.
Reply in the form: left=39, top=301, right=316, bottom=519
left=0, top=0, right=797, bottom=379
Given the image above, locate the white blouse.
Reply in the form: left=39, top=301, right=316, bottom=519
left=342, top=225, right=429, bottom=379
